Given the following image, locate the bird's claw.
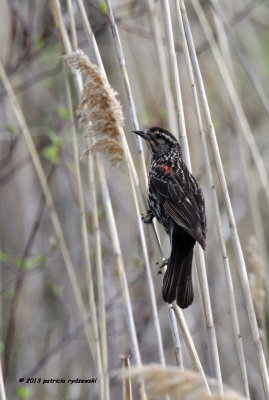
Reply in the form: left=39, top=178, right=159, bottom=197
left=156, top=258, right=169, bottom=275
left=156, top=258, right=169, bottom=267
left=141, top=211, right=154, bottom=224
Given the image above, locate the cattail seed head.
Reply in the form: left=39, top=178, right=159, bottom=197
left=64, top=49, right=124, bottom=165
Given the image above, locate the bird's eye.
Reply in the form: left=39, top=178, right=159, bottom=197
left=155, top=134, right=162, bottom=139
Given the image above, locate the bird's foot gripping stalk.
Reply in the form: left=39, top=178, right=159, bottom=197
left=141, top=211, right=154, bottom=223
left=156, top=258, right=169, bottom=275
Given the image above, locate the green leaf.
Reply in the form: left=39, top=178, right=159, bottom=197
left=48, top=131, right=63, bottom=147
left=43, top=131, right=63, bottom=164
left=98, top=1, right=108, bottom=13
left=16, top=386, right=33, bottom=399
left=42, top=145, right=60, bottom=164
left=16, top=253, right=46, bottom=271
left=27, top=254, right=46, bottom=270
left=56, top=104, right=69, bottom=121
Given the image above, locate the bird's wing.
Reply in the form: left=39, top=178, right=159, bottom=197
left=150, top=164, right=206, bottom=249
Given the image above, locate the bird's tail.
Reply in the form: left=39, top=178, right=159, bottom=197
left=162, top=233, right=195, bottom=308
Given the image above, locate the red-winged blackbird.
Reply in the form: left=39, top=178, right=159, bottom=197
left=133, top=127, right=206, bottom=308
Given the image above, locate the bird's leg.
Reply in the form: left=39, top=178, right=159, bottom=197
left=142, top=210, right=154, bottom=223
left=156, top=258, right=169, bottom=275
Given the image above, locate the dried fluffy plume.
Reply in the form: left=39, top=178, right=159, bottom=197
left=63, top=49, right=124, bottom=165
left=119, top=364, right=248, bottom=400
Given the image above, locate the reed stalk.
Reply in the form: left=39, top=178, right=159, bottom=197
left=73, top=0, right=170, bottom=371
left=211, top=0, right=269, bottom=268
left=105, top=0, right=169, bottom=368
left=190, top=0, right=269, bottom=205
left=96, top=159, right=147, bottom=400
left=62, top=27, right=148, bottom=400
left=0, top=360, right=7, bottom=400
left=57, top=3, right=111, bottom=396
left=209, top=0, right=269, bottom=117
left=62, top=66, right=104, bottom=399
left=146, top=0, right=178, bottom=134
left=160, top=0, right=190, bottom=165
left=105, top=0, right=148, bottom=185
left=168, top=305, right=184, bottom=369
left=0, top=60, right=95, bottom=373
left=52, top=2, right=106, bottom=397
left=121, top=354, right=133, bottom=400
left=179, top=1, right=269, bottom=397
left=160, top=0, right=223, bottom=392
left=88, top=153, right=110, bottom=400
left=58, top=10, right=146, bottom=398
left=99, top=2, right=208, bottom=382
left=166, top=305, right=211, bottom=394
left=174, top=1, right=250, bottom=397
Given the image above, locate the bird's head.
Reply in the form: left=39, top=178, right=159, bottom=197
left=133, top=127, right=180, bottom=155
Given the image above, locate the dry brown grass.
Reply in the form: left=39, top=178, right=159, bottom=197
left=120, top=364, right=248, bottom=400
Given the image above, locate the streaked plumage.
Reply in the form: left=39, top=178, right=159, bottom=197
left=133, top=127, right=206, bottom=308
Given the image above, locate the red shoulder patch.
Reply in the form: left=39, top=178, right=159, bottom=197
left=156, top=164, right=171, bottom=174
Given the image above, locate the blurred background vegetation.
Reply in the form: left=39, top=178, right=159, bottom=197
left=1, top=0, right=269, bottom=399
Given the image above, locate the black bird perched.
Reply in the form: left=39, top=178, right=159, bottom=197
left=133, top=127, right=206, bottom=308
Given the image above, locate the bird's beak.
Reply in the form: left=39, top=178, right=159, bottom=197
left=132, top=129, right=152, bottom=141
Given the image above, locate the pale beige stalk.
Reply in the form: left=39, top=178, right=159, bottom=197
left=62, top=64, right=104, bottom=399
left=247, top=236, right=266, bottom=333
left=174, top=2, right=250, bottom=397
left=173, top=306, right=211, bottom=394
left=63, top=32, right=147, bottom=400
left=104, top=0, right=168, bottom=369
left=57, top=3, right=110, bottom=397
left=209, top=0, right=269, bottom=116
left=179, top=0, right=269, bottom=397
left=160, top=0, right=223, bottom=393
left=0, top=60, right=95, bottom=369
left=190, top=0, right=269, bottom=205
left=146, top=0, right=178, bottom=134
left=0, top=360, right=6, bottom=400
left=88, top=152, right=109, bottom=399
left=69, top=2, right=210, bottom=395
left=105, top=0, right=148, bottom=185
left=96, top=158, right=147, bottom=400
left=211, top=0, right=269, bottom=268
